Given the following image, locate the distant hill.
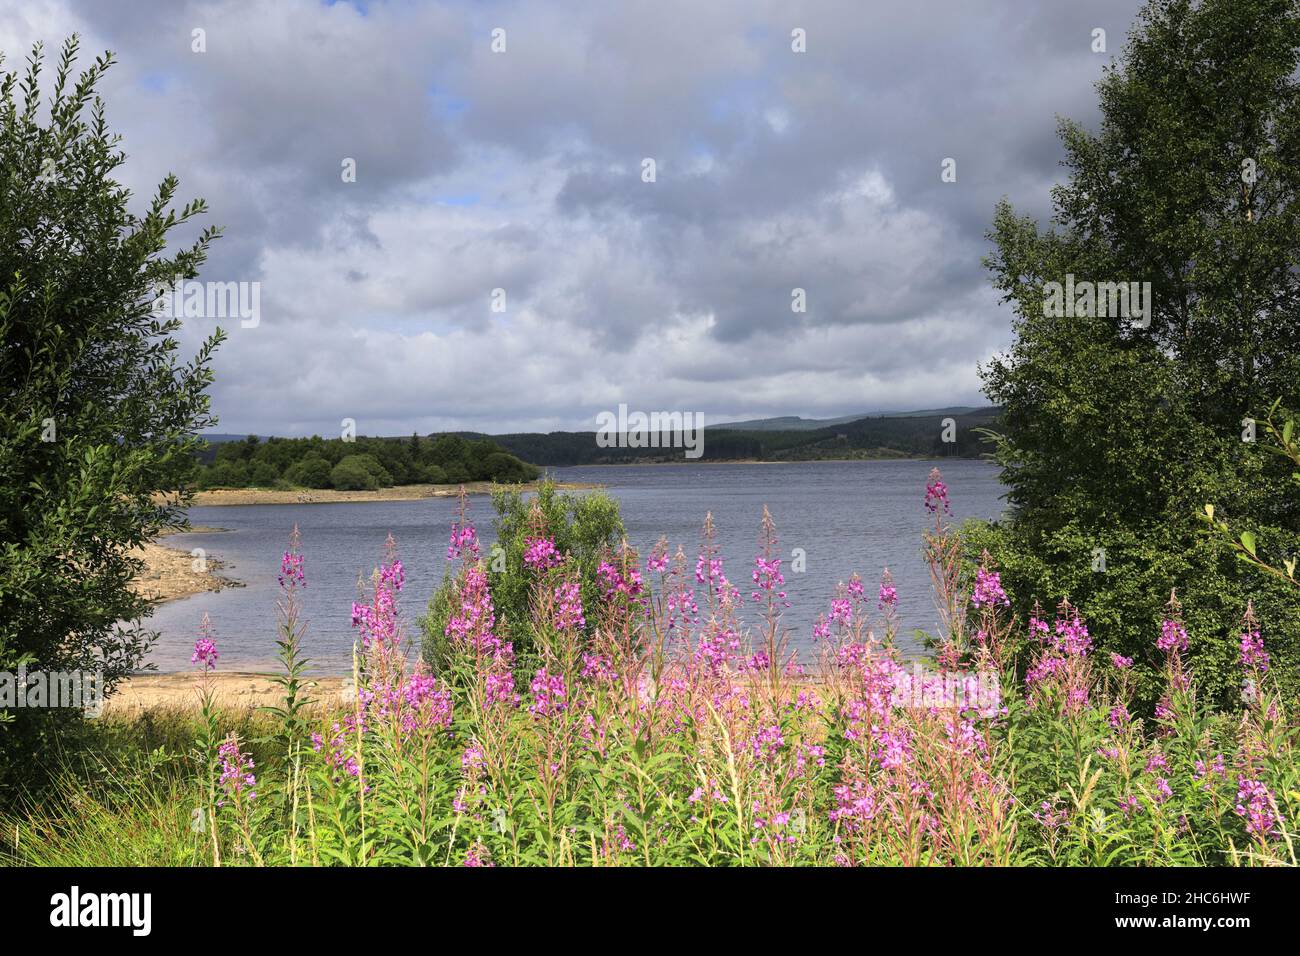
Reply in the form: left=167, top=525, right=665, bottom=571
left=198, top=432, right=264, bottom=444
left=713, top=406, right=991, bottom=431
left=478, top=407, right=1001, bottom=466
left=193, top=407, right=1002, bottom=470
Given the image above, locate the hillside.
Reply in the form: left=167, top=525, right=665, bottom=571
left=480, top=407, right=1000, bottom=466
left=713, top=406, right=989, bottom=431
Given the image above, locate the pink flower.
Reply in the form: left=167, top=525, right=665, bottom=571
left=597, top=560, right=643, bottom=600
left=1107, top=703, right=1130, bottom=729
left=523, top=536, right=561, bottom=571
left=278, top=550, right=306, bottom=589
left=447, top=521, right=479, bottom=561
left=750, top=554, right=787, bottom=603
left=970, top=566, right=1009, bottom=609
left=528, top=668, right=568, bottom=718
left=829, top=598, right=853, bottom=627
left=747, top=724, right=785, bottom=763
left=217, top=736, right=256, bottom=805
left=553, top=580, right=586, bottom=631
left=192, top=615, right=219, bottom=669
left=1053, top=613, right=1091, bottom=656
left=924, top=468, right=951, bottom=515
left=1240, top=628, right=1269, bottom=673
left=351, top=556, right=405, bottom=651
left=1157, top=619, right=1188, bottom=654
left=1235, top=778, right=1281, bottom=840
left=581, top=652, right=615, bottom=683
left=192, top=637, right=219, bottom=669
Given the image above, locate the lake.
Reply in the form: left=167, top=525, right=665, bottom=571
left=144, top=459, right=1007, bottom=673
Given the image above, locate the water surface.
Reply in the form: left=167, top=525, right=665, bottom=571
left=146, top=459, right=1006, bottom=673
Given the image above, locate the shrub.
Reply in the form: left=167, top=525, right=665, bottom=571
left=482, top=451, right=537, bottom=483
left=0, top=37, right=222, bottom=793
left=248, top=461, right=279, bottom=488
left=330, top=454, right=388, bottom=491
left=285, top=456, right=333, bottom=489
left=421, top=479, right=623, bottom=672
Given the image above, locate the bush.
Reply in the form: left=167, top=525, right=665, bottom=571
left=285, top=456, right=333, bottom=489
left=421, top=479, right=623, bottom=672
left=482, top=451, right=537, bottom=483
left=248, top=462, right=279, bottom=488
left=0, top=37, right=222, bottom=794
left=330, top=455, right=380, bottom=491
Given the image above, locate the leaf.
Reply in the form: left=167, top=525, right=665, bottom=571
left=1203, top=504, right=1214, bottom=521
left=1239, top=531, right=1257, bottom=557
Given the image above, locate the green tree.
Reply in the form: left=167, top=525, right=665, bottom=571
left=0, top=39, right=223, bottom=761
left=285, top=455, right=332, bottom=489
left=330, top=453, right=390, bottom=490
left=973, top=0, right=1300, bottom=703
left=248, top=461, right=279, bottom=487
left=421, top=479, right=623, bottom=672
left=482, top=450, right=537, bottom=482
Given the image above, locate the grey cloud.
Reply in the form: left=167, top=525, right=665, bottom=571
left=0, top=0, right=1147, bottom=434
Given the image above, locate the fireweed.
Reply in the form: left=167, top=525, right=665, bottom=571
left=159, top=471, right=1300, bottom=867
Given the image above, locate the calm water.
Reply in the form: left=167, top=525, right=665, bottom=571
left=145, top=459, right=1006, bottom=673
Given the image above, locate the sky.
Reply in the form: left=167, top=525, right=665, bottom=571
left=1, top=0, right=1147, bottom=436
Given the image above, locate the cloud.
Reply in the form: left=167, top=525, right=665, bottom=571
left=0, top=0, right=1146, bottom=434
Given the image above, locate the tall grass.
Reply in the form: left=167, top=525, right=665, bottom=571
left=4, top=471, right=1296, bottom=866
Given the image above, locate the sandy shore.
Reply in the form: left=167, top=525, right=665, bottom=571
left=164, top=479, right=595, bottom=508
left=104, top=671, right=349, bottom=717
left=129, top=527, right=241, bottom=604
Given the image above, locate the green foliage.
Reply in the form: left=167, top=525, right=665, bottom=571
left=0, top=37, right=223, bottom=787
left=421, top=479, right=624, bottom=672
left=488, top=408, right=999, bottom=466
left=975, top=0, right=1300, bottom=703
left=330, top=454, right=386, bottom=491
left=195, top=432, right=538, bottom=489
left=284, top=455, right=332, bottom=489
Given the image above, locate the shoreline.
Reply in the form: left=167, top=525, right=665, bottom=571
left=104, top=671, right=349, bottom=716
left=167, top=479, right=595, bottom=508
left=130, top=527, right=241, bottom=604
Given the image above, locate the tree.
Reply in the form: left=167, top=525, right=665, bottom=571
left=248, top=461, right=279, bottom=488
left=0, top=39, right=223, bottom=750
left=972, top=0, right=1300, bottom=703
left=330, top=454, right=383, bottom=490
left=482, top=450, right=536, bottom=482
left=285, top=455, right=332, bottom=489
